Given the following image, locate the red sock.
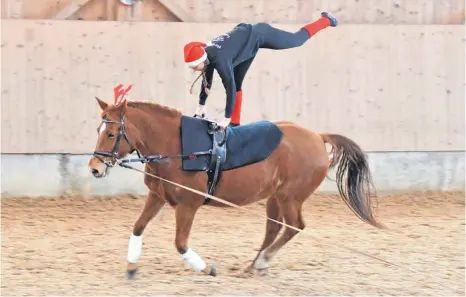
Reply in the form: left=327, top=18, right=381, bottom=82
left=302, top=17, right=330, bottom=37
left=231, top=90, right=243, bottom=125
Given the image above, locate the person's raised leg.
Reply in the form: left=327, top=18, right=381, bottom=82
left=302, top=12, right=338, bottom=38
left=256, top=12, right=338, bottom=50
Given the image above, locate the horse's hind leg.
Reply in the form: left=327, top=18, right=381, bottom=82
left=126, top=190, right=165, bottom=278
left=251, top=198, right=305, bottom=274
left=245, top=196, right=283, bottom=273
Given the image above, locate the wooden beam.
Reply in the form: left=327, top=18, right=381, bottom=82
left=157, top=0, right=194, bottom=22
left=54, top=0, right=92, bottom=20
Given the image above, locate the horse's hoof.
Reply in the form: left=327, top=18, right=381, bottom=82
left=255, top=267, right=269, bottom=277
left=208, top=264, right=216, bottom=277
left=243, top=264, right=254, bottom=274
left=126, top=268, right=138, bottom=279
left=203, top=264, right=216, bottom=277
left=126, top=263, right=139, bottom=279
left=202, top=264, right=216, bottom=277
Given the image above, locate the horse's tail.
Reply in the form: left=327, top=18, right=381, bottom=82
left=320, top=133, right=384, bottom=229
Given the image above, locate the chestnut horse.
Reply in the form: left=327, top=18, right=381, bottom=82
left=88, top=88, right=383, bottom=278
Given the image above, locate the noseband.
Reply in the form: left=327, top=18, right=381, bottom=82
left=93, top=115, right=141, bottom=167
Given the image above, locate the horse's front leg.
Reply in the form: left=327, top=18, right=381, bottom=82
left=126, top=190, right=165, bottom=278
left=175, top=202, right=216, bottom=276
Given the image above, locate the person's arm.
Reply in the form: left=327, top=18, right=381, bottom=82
left=199, top=64, right=214, bottom=106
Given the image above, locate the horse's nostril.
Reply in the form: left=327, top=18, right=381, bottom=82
left=91, top=168, right=100, bottom=176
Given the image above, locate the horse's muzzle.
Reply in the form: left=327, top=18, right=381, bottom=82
left=88, top=156, right=111, bottom=178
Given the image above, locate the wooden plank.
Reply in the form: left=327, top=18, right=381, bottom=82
left=4, top=0, right=23, bottom=19
left=1, top=0, right=8, bottom=18
left=159, top=0, right=465, bottom=24
left=115, top=1, right=129, bottom=20
left=106, top=0, right=117, bottom=20
left=132, top=0, right=143, bottom=20
left=112, top=0, right=148, bottom=21
left=157, top=0, right=193, bottom=22
left=54, top=0, right=91, bottom=19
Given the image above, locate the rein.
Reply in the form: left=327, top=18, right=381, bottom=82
left=93, top=115, right=140, bottom=165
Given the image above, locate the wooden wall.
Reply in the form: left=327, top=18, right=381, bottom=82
left=1, top=20, right=464, bottom=154
left=2, top=0, right=465, bottom=24
left=166, top=0, right=466, bottom=24
left=1, top=0, right=179, bottom=21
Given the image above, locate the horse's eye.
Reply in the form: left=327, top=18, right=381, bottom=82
left=108, top=133, right=115, bottom=138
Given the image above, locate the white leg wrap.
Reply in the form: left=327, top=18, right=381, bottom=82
left=254, top=251, right=269, bottom=270
left=126, top=233, right=143, bottom=263
left=180, top=248, right=207, bottom=272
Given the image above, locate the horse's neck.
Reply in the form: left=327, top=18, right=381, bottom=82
left=128, top=105, right=180, bottom=156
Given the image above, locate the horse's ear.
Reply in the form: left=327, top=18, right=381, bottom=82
left=117, top=97, right=128, bottom=112
left=95, top=96, right=108, bottom=111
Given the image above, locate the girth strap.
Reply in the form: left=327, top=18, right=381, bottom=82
left=204, top=123, right=227, bottom=204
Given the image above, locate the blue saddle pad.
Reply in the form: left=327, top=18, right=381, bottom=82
left=180, top=116, right=283, bottom=171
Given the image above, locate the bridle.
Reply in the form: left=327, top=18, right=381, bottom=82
left=92, top=114, right=142, bottom=167
left=92, top=113, right=212, bottom=168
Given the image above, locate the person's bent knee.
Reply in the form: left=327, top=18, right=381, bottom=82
left=253, top=22, right=272, bottom=32
left=290, top=29, right=310, bottom=47
left=293, top=38, right=306, bottom=48
left=254, top=22, right=271, bottom=28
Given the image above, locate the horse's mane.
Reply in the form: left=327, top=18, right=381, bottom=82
left=126, top=100, right=182, bottom=118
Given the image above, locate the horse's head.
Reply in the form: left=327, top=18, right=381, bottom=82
left=88, top=84, right=137, bottom=178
